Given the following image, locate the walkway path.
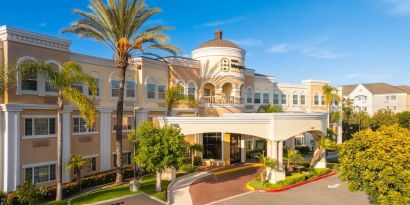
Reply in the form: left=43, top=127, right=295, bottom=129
left=168, top=171, right=213, bottom=205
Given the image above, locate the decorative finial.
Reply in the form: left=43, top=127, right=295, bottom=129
left=215, top=29, right=222, bottom=40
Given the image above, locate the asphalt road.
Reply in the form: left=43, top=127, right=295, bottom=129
left=210, top=175, right=370, bottom=205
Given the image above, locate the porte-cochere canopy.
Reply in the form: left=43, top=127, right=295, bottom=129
left=157, top=112, right=328, bottom=142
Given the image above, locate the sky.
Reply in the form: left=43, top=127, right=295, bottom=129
left=1, top=0, right=410, bottom=86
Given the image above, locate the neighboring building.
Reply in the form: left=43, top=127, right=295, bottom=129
left=0, top=26, right=338, bottom=191
left=343, top=83, right=410, bottom=115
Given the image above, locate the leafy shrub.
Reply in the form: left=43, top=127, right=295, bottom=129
left=0, top=192, right=6, bottom=204
left=6, top=192, right=19, bottom=205
left=193, top=156, right=202, bottom=166
left=275, top=173, right=306, bottom=187
left=295, top=146, right=310, bottom=155
left=179, top=164, right=199, bottom=173
left=182, top=157, right=191, bottom=165
left=15, top=180, right=44, bottom=205
left=246, top=149, right=264, bottom=158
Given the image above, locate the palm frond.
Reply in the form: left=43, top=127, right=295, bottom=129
left=0, top=62, right=18, bottom=97
left=61, top=87, right=97, bottom=129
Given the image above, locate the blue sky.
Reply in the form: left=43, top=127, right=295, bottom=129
left=1, top=0, right=410, bottom=85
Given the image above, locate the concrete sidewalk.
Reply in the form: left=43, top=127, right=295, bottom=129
left=168, top=171, right=213, bottom=205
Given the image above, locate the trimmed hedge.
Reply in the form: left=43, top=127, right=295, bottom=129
left=182, top=156, right=202, bottom=166
left=295, top=146, right=310, bottom=155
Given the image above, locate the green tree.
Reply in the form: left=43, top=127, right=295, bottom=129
left=63, top=0, right=180, bottom=184
left=15, top=180, right=43, bottom=205
left=257, top=104, right=283, bottom=113
left=187, top=144, right=203, bottom=168
left=66, top=154, right=90, bottom=191
left=166, top=85, right=197, bottom=116
left=338, top=125, right=410, bottom=204
left=371, top=109, right=398, bottom=131
left=0, top=63, right=18, bottom=101
left=397, top=111, right=410, bottom=129
left=21, top=61, right=97, bottom=201
left=284, top=149, right=304, bottom=171
left=131, top=121, right=187, bottom=192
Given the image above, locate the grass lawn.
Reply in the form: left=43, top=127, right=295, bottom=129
left=41, top=200, right=69, bottom=205
left=66, top=173, right=186, bottom=205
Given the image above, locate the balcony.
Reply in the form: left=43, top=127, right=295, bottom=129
left=199, top=96, right=244, bottom=105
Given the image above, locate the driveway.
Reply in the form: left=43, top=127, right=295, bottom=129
left=190, top=165, right=261, bottom=205
left=97, top=194, right=165, bottom=205
left=209, top=175, right=370, bottom=205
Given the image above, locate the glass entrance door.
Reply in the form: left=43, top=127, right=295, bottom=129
left=230, top=134, right=241, bottom=164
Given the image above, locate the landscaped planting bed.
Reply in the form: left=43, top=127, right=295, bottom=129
left=248, top=168, right=332, bottom=191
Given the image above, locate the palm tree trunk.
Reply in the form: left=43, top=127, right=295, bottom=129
left=56, top=93, right=64, bottom=201
left=115, top=66, right=126, bottom=184
left=156, top=171, right=162, bottom=192
left=167, top=106, right=172, bottom=117
left=76, top=169, right=81, bottom=191
left=191, top=151, right=194, bottom=167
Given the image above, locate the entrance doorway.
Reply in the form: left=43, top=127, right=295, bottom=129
left=230, top=134, right=241, bottom=164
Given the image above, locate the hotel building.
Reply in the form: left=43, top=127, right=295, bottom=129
left=0, top=26, right=340, bottom=191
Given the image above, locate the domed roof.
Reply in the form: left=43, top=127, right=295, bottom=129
left=196, top=30, right=241, bottom=49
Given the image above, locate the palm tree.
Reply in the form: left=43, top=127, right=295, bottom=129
left=63, top=0, right=180, bottom=183
left=66, top=154, right=90, bottom=191
left=322, top=84, right=341, bottom=124
left=258, top=104, right=283, bottom=113
left=166, top=85, right=197, bottom=116
left=20, top=61, right=97, bottom=201
left=258, top=154, right=277, bottom=185
left=0, top=63, right=18, bottom=101
left=284, top=149, right=303, bottom=172
left=187, top=144, right=203, bottom=167
left=309, top=130, right=338, bottom=168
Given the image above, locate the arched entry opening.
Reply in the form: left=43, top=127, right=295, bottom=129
left=202, top=83, right=215, bottom=103
left=222, top=82, right=234, bottom=104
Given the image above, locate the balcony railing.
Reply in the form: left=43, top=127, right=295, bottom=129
left=199, top=96, right=244, bottom=104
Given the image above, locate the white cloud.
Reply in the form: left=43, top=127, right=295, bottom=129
left=342, top=71, right=395, bottom=80
left=268, top=43, right=288, bottom=53
left=199, top=16, right=246, bottom=27
left=384, top=0, right=410, bottom=15
left=230, top=38, right=262, bottom=46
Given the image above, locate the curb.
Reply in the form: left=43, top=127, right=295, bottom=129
left=246, top=172, right=337, bottom=193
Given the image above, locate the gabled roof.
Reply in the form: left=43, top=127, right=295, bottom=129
left=397, top=85, right=410, bottom=94
left=343, top=83, right=409, bottom=95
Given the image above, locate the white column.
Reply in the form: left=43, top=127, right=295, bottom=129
left=278, top=141, right=284, bottom=170
left=99, top=108, right=113, bottom=172
left=2, top=105, right=22, bottom=192
left=240, top=137, right=245, bottom=163
left=266, top=140, right=274, bottom=158
left=62, top=107, right=73, bottom=182
left=251, top=137, right=255, bottom=149
left=0, top=111, right=4, bottom=191
left=337, top=118, right=343, bottom=144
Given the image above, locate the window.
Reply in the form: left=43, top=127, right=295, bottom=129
left=188, top=85, right=195, bottom=99
left=263, top=93, right=269, bottom=104
left=113, top=152, right=132, bottom=167
left=391, top=95, right=396, bottom=100
left=158, top=85, right=166, bottom=100
left=147, top=83, right=156, bottom=99
left=45, top=76, right=58, bottom=92
left=88, top=78, right=99, bottom=96
left=22, top=71, right=37, bottom=91
left=111, top=80, right=120, bottom=97
left=24, top=118, right=56, bottom=136
left=295, top=137, right=305, bottom=146
left=314, top=95, right=319, bottom=105
left=385, top=96, right=389, bottom=100
left=300, top=95, right=306, bottom=105
left=114, top=116, right=134, bottom=130
left=126, top=81, right=135, bottom=98
left=254, top=93, right=261, bottom=104
left=73, top=117, right=96, bottom=133
left=82, top=157, right=97, bottom=173
left=273, top=93, right=280, bottom=104
left=25, top=164, right=56, bottom=184
left=203, top=133, right=222, bottom=160
left=281, top=94, right=287, bottom=105
left=321, top=96, right=325, bottom=105
left=246, top=88, right=253, bottom=103
left=71, top=83, right=83, bottom=92
left=293, top=94, right=298, bottom=105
